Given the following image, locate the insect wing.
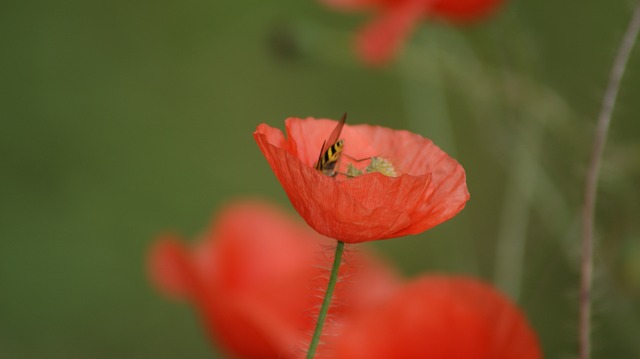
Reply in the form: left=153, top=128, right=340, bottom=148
left=319, top=113, right=346, bottom=156
left=315, top=140, right=327, bottom=171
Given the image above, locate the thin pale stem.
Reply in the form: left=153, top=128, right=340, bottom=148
left=494, top=121, right=540, bottom=301
left=306, top=240, right=345, bottom=359
left=580, top=4, right=640, bottom=359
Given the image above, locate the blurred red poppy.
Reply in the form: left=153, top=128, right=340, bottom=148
left=329, top=275, right=542, bottom=359
left=320, top=0, right=505, bottom=65
left=148, top=200, right=399, bottom=359
left=254, top=117, right=469, bottom=243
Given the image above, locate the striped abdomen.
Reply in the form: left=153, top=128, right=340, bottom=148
left=315, top=139, right=344, bottom=176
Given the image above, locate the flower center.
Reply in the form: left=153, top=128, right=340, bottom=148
left=345, top=157, right=397, bottom=177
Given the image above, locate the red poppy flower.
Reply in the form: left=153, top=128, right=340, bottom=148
left=254, top=117, right=469, bottom=243
left=329, top=275, right=542, bottom=359
left=320, top=0, right=505, bottom=65
left=148, top=200, right=400, bottom=359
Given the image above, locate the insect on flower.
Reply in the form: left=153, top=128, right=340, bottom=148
left=315, top=113, right=347, bottom=176
left=254, top=117, right=470, bottom=243
left=315, top=114, right=395, bottom=178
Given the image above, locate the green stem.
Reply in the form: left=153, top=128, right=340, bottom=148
left=580, top=4, right=640, bottom=359
left=306, top=240, right=345, bottom=359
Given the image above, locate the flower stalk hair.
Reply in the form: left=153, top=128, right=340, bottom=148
left=306, top=241, right=345, bottom=359
left=580, top=4, right=640, bottom=359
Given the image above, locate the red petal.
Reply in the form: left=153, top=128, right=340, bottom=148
left=147, top=235, right=198, bottom=299
left=204, top=201, right=321, bottom=290
left=148, top=200, right=401, bottom=358
left=321, top=0, right=506, bottom=65
left=356, top=1, right=425, bottom=66
left=430, top=0, right=504, bottom=22
left=254, top=118, right=469, bottom=243
left=331, top=276, right=542, bottom=359
left=350, top=124, right=470, bottom=235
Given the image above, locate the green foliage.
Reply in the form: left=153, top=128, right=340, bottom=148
left=0, top=0, right=639, bottom=358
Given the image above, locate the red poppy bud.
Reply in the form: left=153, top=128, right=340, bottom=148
left=320, top=0, right=505, bottom=65
left=254, top=117, right=469, bottom=243
left=330, top=275, right=542, bottom=359
left=148, top=200, right=399, bottom=358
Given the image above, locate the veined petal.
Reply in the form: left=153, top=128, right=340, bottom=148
left=254, top=117, right=469, bottom=243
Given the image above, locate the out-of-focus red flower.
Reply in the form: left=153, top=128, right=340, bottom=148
left=320, top=0, right=505, bottom=65
left=254, top=117, right=469, bottom=244
left=148, top=200, right=399, bottom=359
left=330, top=275, right=542, bottom=359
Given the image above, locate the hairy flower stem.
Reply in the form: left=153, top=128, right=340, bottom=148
left=580, top=4, right=640, bottom=359
left=306, top=240, right=345, bottom=359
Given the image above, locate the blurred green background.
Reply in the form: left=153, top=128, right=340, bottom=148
left=2, top=0, right=640, bottom=357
